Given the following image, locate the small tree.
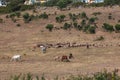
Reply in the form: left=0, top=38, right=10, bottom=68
left=46, top=24, right=54, bottom=31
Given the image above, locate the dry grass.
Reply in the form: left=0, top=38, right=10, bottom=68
left=0, top=6, right=120, bottom=79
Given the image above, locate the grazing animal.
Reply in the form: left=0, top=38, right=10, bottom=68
left=10, top=55, right=21, bottom=61
left=61, top=55, right=70, bottom=62
left=40, top=46, right=46, bottom=53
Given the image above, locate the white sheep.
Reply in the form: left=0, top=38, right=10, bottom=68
left=10, top=55, right=21, bottom=62
left=40, top=46, right=46, bottom=53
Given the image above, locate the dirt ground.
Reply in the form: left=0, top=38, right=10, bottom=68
left=0, top=6, right=120, bottom=80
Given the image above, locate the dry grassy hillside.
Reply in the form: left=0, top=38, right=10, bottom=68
left=0, top=6, right=120, bottom=79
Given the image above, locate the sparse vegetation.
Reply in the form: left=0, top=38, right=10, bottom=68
left=56, top=15, right=66, bottom=23
left=23, top=13, right=31, bottom=23
left=39, top=12, right=48, bottom=19
left=92, top=12, right=102, bottom=16
left=63, top=22, right=71, bottom=30
left=80, top=12, right=88, bottom=19
left=102, top=23, right=114, bottom=32
left=0, top=18, right=3, bottom=23
left=115, top=24, right=120, bottom=32
left=9, top=69, right=120, bottom=80
left=95, top=36, right=104, bottom=41
left=16, top=24, right=21, bottom=27
left=46, top=24, right=54, bottom=31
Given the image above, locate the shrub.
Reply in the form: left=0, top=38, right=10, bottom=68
left=88, top=26, right=96, bottom=34
left=81, top=19, right=86, bottom=26
left=102, top=23, right=114, bottom=32
left=46, top=24, right=54, bottom=31
left=6, top=15, right=9, bottom=18
left=0, top=7, right=10, bottom=14
left=73, top=22, right=78, bottom=28
left=15, top=12, right=21, bottom=18
left=55, top=15, right=66, bottom=23
left=20, top=5, right=34, bottom=11
left=115, top=24, right=120, bottom=32
left=83, top=25, right=90, bottom=32
left=60, top=15, right=65, bottom=21
left=39, top=12, right=48, bottom=19
left=108, top=15, right=112, bottom=19
left=55, top=16, right=60, bottom=22
left=89, top=17, right=96, bottom=24
left=81, top=12, right=87, bottom=19
left=63, top=22, right=71, bottom=30
left=57, top=0, right=72, bottom=10
left=72, top=2, right=85, bottom=7
left=23, top=13, right=31, bottom=23
left=69, top=13, right=73, bottom=19
left=10, top=13, right=16, bottom=18
left=16, top=24, right=21, bottom=27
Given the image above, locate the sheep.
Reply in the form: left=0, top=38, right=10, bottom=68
left=10, top=55, right=21, bottom=62
left=40, top=45, right=46, bottom=53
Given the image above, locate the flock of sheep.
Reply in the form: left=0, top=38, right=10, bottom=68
left=9, top=41, right=120, bottom=62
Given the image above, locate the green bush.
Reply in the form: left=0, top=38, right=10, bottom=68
left=115, top=24, right=120, bottom=32
left=63, top=22, right=71, bottom=30
left=39, top=12, right=48, bottom=19
left=81, top=12, right=87, bottom=19
left=83, top=25, right=90, bottom=32
left=89, top=17, right=96, bottom=24
left=102, top=23, right=114, bottom=32
left=72, top=2, right=85, bottom=7
left=15, top=12, right=21, bottom=18
left=88, top=26, right=96, bottom=34
left=57, top=0, right=72, bottom=10
left=9, top=69, right=120, bottom=80
left=9, top=13, right=16, bottom=18
left=68, top=13, right=78, bottom=22
left=73, top=22, right=78, bottom=28
left=23, top=13, right=31, bottom=23
left=55, top=14, right=66, bottom=23
left=46, top=24, right=54, bottom=31
left=0, top=7, right=10, bottom=14
left=20, top=5, right=34, bottom=11
left=81, top=19, right=86, bottom=26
